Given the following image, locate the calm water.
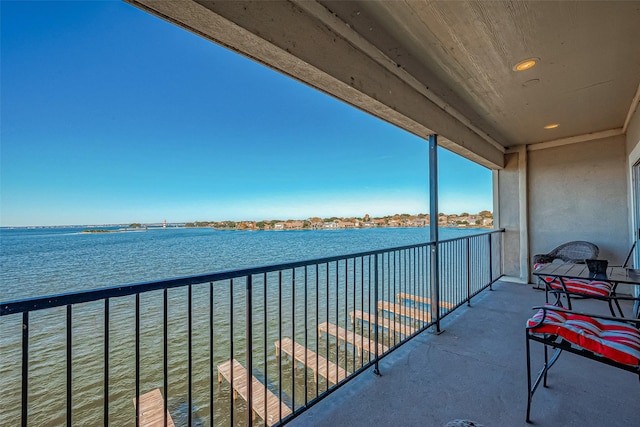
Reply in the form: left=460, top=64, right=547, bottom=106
left=0, top=226, right=482, bottom=301
left=0, top=226, right=485, bottom=426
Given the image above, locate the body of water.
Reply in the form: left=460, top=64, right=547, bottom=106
left=0, top=226, right=483, bottom=301
left=1, top=226, right=488, bottom=426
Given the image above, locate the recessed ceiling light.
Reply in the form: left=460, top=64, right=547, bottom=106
left=544, top=123, right=559, bottom=129
left=513, top=58, right=539, bottom=71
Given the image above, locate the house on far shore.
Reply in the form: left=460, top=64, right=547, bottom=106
left=286, top=220, right=304, bottom=230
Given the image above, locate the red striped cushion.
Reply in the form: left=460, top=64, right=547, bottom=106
left=527, top=305, right=568, bottom=331
left=533, top=263, right=612, bottom=297
left=547, top=279, right=613, bottom=297
left=528, top=305, right=640, bottom=367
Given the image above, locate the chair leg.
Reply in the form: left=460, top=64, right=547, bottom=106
left=526, top=334, right=564, bottom=423
left=614, top=298, right=624, bottom=317
left=608, top=300, right=617, bottom=317
left=526, top=332, right=533, bottom=423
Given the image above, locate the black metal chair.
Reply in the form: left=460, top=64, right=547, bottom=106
left=534, top=241, right=636, bottom=317
left=532, top=240, right=599, bottom=265
left=532, top=240, right=598, bottom=291
left=532, top=241, right=612, bottom=310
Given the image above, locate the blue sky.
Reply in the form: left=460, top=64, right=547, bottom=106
left=1, top=1, right=492, bottom=227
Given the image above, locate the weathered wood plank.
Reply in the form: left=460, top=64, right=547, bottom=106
left=349, top=309, right=416, bottom=336
left=397, top=292, right=455, bottom=309
left=217, top=359, right=292, bottom=426
left=132, top=388, right=175, bottom=427
left=317, top=322, right=388, bottom=355
left=275, top=338, right=349, bottom=384
left=377, top=300, right=432, bottom=323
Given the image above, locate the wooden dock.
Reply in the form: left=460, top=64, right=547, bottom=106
left=349, top=310, right=416, bottom=336
left=397, top=293, right=455, bottom=309
left=217, top=359, right=292, bottom=426
left=132, top=388, right=175, bottom=427
left=317, top=322, right=388, bottom=356
left=275, top=338, right=349, bottom=384
left=377, top=301, right=432, bottom=323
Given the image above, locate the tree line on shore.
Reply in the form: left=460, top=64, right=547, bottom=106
left=184, top=211, right=493, bottom=230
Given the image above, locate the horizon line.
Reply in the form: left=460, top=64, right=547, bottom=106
left=0, top=210, right=493, bottom=229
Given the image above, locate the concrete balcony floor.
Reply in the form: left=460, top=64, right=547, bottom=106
left=289, top=280, right=639, bottom=427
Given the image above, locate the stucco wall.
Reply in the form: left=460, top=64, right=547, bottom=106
left=528, top=135, right=629, bottom=265
left=626, top=101, right=640, bottom=272
left=497, top=152, right=523, bottom=278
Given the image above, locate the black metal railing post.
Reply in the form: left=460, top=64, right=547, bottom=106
left=188, top=285, right=193, bottom=427
left=135, top=294, right=140, bottom=427
left=208, top=283, right=213, bottom=427
left=430, top=241, right=441, bottom=333
left=246, top=274, right=253, bottom=427
left=466, top=238, right=471, bottom=306
left=291, top=268, right=296, bottom=411
left=66, top=304, right=72, bottom=427
left=262, top=273, right=268, bottom=420
left=104, top=298, right=109, bottom=427
left=229, top=279, right=235, bottom=427
left=488, top=233, right=494, bottom=290
left=373, top=253, right=380, bottom=376
left=21, top=311, right=28, bottom=427
left=163, top=289, right=169, bottom=427
left=304, top=267, right=309, bottom=406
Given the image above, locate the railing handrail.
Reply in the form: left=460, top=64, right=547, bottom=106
left=1, top=228, right=505, bottom=316
left=2, top=227, right=505, bottom=427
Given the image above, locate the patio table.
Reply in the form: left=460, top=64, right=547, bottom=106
left=532, top=263, right=640, bottom=317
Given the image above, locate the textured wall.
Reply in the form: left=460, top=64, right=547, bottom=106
left=497, top=152, right=523, bottom=278
left=528, top=135, right=629, bottom=265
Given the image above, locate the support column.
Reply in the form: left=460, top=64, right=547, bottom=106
left=429, top=134, right=441, bottom=333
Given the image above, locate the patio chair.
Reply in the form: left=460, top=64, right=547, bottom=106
left=525, top=304, right=640, bottom=423
left=531, top=240, right=598, bottom=291
left=532, top=240, right=599, bottom=265
left=534, top=265, right=624, bottom=316
left=534, top=241, right=637, bottom=317
left=532, top=241, right=624, bottom=315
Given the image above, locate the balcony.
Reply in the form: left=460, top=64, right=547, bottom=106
left=2, top=231, right=508, bottom=426
left=3, top=1, right=639, bottom=425
left=3, top=228, right=638, bottom=426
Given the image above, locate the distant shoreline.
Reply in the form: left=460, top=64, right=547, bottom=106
left=80, top=228, right=149, bottom=234
left=1, top=211, right=493, bottom=230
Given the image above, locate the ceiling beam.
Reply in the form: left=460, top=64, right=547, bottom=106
left=126, top=0, right=505, bottom=168
left=509, top=128, right=625, bottom=153
left=623, top=82, right=640, bottom=133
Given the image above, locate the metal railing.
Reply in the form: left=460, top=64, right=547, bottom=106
left=0, top=229, right=504, bottom=426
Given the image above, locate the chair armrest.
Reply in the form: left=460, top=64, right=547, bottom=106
left=532, top=254, right=553, bottom=264
left=530, top=305, right=640, bottom=326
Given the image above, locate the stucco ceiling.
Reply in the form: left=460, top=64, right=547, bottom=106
left=319, top=1, right=640, bottom=147
left=129, top=0, right=640, bottom=165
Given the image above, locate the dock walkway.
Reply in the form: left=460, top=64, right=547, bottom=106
left=397, top=293, right=455, bottom=309
left=377, top=301, right=432, bottom=323
left=317, top=322, right=388, bottom=356
left=217, top=359, right=292, bottom=426
left=275, top=338, right=349, bottom=384
left=132, top=388, right=175, bottom=427
left=349, top=310, right=416, bottom=336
